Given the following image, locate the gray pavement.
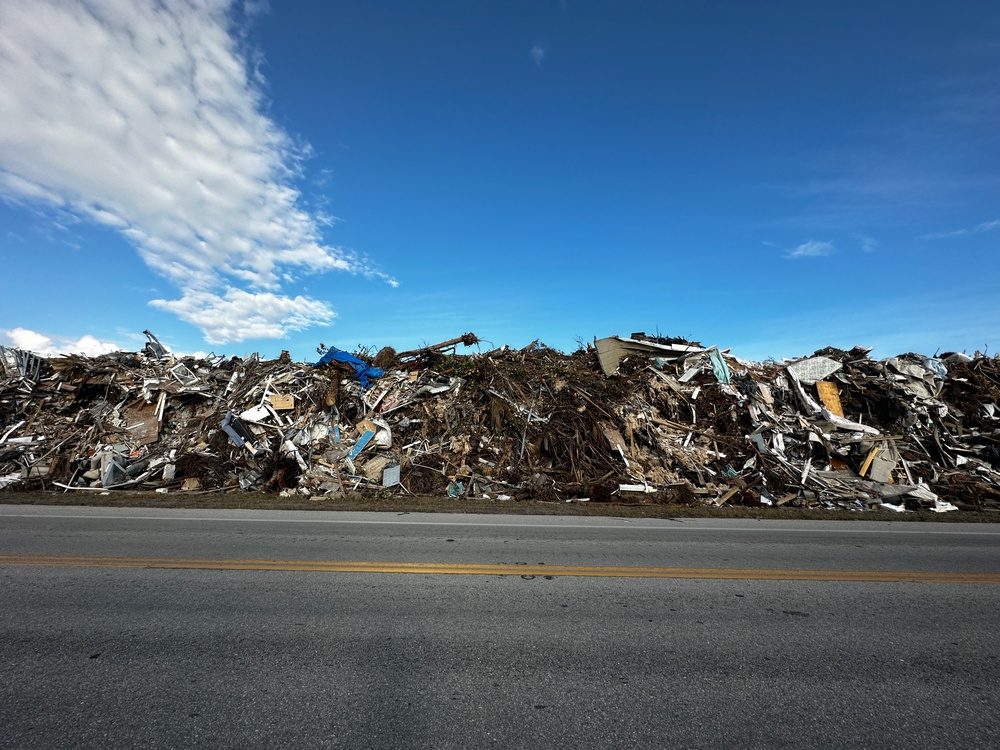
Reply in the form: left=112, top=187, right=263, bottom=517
left=1, top=507, right=999, bottom=748
left=3, top=505, right=1000, bottom=572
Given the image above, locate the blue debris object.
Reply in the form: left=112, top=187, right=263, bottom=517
left=707, top=346, right=731, bottom=385
left=348, top=430, right=376, bottom=461
left=921, top=356, right=948, bottom=380
left=313, top=347, right=384, bottom=388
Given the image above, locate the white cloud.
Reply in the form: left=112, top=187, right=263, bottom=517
left=919, top=219, right=1000, bottom=240
left=858, top=235, right=878, bottom=253
left=0, top=0, right=394, bottom=344
left=5, top=328, right=52, bottom=353
left=150, top=288, right=336, bottom=345
left=785, top=240, right=834, bottom=259
left=530, top=44, right=545, bottom=67
left=4, top=327, right=120, bottom=357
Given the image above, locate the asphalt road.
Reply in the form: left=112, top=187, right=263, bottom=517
left=2, top=506, right=999, bottom=749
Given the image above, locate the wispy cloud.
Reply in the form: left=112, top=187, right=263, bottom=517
left=775, top=37, right=1000, bottom=233
left=918, top=219, right=1000, bottom=240
left=857, top=234, right=878, bottom=253
left=0, top=0, right=394, bottom=345
left=3, top=327, right=119, bottom=357
left=785, top=240, right=834, bottom=259
left=530, top=44, right=545, bottom=67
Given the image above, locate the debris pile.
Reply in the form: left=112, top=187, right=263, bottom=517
left=2, top=331, right=999, bottom=513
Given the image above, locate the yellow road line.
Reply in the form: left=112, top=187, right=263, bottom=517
left=0, top=555, right=998, bottom=583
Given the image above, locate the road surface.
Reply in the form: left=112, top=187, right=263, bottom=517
left=2, top=506, right=998, bottom=748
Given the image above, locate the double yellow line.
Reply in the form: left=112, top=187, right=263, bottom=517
left=1, top=555, right=998, bottom=583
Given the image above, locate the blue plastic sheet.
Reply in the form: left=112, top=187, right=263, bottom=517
left=313, top=347, right=384, bottom=388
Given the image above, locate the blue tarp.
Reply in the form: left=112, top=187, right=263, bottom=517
left=313, top=347, right=384, bottom=388
left=707, top=346, right=731, bottom=385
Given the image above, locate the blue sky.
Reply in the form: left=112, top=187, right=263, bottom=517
left=1, top=1, right=998, bottom=361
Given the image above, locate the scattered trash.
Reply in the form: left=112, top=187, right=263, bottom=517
left=1, top=332, right=998, bottom=512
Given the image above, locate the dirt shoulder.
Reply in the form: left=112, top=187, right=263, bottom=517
left=2, top=490, right=998, bottom=523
